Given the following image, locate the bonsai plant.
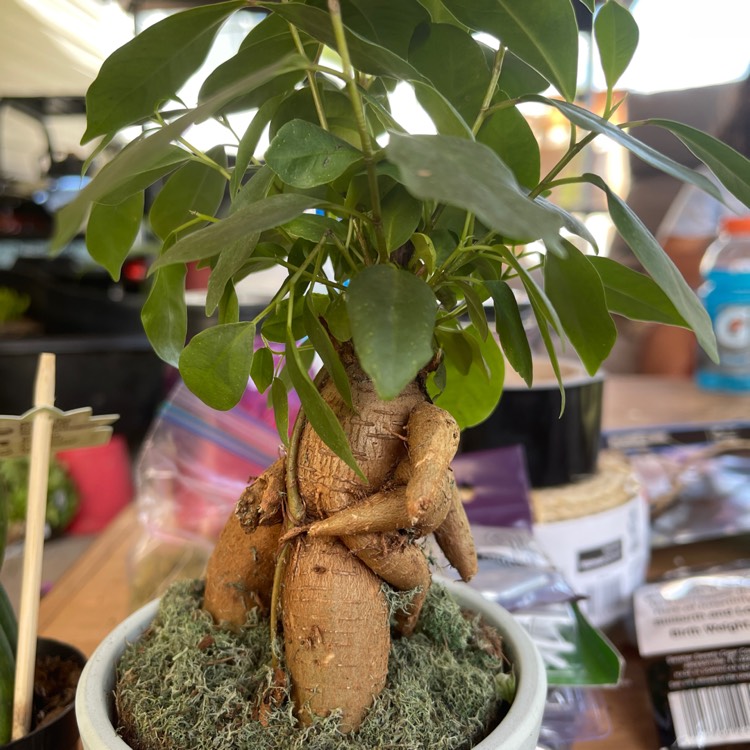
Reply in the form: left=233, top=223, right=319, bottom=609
left=53, top=0, right=750, bottom=747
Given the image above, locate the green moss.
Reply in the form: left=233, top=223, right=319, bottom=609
left=116, top=580, right=508, bottom=750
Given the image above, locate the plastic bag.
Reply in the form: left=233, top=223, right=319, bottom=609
left=129, top=379, right=298, bottom=609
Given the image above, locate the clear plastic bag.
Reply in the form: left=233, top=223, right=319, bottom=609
left=129, top=379, right=297, bottom=609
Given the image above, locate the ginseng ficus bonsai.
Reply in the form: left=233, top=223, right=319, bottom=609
left=51, top=0, right=749, bottom=744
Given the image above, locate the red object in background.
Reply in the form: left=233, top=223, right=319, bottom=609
left=56, top=435, right=134, bottom=535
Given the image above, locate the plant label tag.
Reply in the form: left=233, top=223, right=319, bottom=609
left=0, top=406, right=119, bottom=458
left=633, top=568, right=750, bottom=749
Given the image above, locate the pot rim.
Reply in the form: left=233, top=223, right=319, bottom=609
left=76, top=579, right=546, bottom=750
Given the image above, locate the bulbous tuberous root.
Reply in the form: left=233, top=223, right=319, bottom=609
left=202, top=397, right=477, bottom=731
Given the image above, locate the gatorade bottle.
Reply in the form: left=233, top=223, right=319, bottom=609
left=695, top=215, right=750, bottom=392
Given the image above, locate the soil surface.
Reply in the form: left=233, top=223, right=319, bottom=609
left=30, top=653, right=82, bottom=730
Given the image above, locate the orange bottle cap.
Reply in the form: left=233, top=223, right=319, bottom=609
left=721, top=215, right=750, bottom=234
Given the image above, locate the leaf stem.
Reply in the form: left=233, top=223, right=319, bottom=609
left=472, top=46, right=506, bottom=136
left=327, top=0, right=387, bottom=262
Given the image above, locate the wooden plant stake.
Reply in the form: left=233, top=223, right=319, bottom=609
left=1, top=353, right=118, bottom=740
left=11, top=353, right=56, bottom=739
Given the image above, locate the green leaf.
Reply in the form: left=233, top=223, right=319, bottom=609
left=583, top=174, right=717, bottom=362
left=230, top=96, right=284, bottom=198
left=436, top=327, right=474, bottom=375
left=303, top=295, right=354, bottom=410
left=594, top=0, right=639, bottom=91
left=218, top=283, right=239, bottom=325
left=496, top=50, right=550, bottom=98
left=347, top=265, right=437, bottom=399
left=544, top=240, right=617, bottom=375
left=477, top=106, right=541, bottom=188
left=141, top=265, right=187, bottom=366
left=408, top=23, right=490, bottom=124
left=387, top=133, right=563, bottom=245
left=644, top=119, right=750, bottom=208
left=589, top=256, right=689, bottom=327
left=324, top=294, right=352, bottom=342
left=381, top=185, right=422, bottom=253
left=198, top=13, right=313, bottom=113
left=151, top=193, right=324, bottom=271
left=343, top=0, right=431, bottom=58
left=524, top=96, right=725, bottom=203
left=484, top=280, right=532, bottom=385
left=536, top=196, right=599, bottom=252
left=429, top=323, right=504, bottom=428
left=271, top=377, right=290, bottom=449
left=456, top=281, right=489, bottom=340
left=285, top=336, right=364, bottom=478
left=53, top=54, right=306, bottom=250
left=179, top=322, right=255, bottom=410
left=266, top=120, right=363, bottom=189
left=282, top=214, right=347, bottom=244
left=83, top=1, right=246, bottom=142
left=412, top=81, right=473, bottom=138
left=443, top=0, right=579, bottom=101
left=268, top=2, right=423, bottom=80
left=85, top=191, right=144, bottom=281
left=149, top=146, right=228, bottom=241
left=251, top=346, right=275, bottom=394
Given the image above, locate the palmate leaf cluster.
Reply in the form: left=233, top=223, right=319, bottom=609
left=52, top=0, right=750, bottom=472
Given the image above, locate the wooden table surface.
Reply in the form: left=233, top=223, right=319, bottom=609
left=37, top=374, right=750, bottom=749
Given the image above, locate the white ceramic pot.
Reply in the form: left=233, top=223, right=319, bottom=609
left=76, top=578, right=546, bottom=750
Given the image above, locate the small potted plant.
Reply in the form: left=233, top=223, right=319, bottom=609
left=53, top=1, right=749, bottom=748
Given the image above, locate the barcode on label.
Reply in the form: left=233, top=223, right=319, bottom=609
left=669, top=683, right=750, bottom=747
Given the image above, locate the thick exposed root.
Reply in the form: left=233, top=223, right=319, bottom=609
left=433, top=485, right=478, bottom=582
left=236, top=458, right=286, bottom=532
left=341, top=532, right=431, bottom=636
left=405, top=402, right=460, bottom=523
left=203, top=514, right=281, bottom=627
left=281, top=536, right=390, bottom=732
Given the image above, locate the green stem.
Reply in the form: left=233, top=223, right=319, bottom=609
left=472, top=46, right=506, bottom=136
left=287, top=16, right=329, bottom=131
left=327, top=0, right=387, bottom=262
left=530, top=131, right=597, bottom=200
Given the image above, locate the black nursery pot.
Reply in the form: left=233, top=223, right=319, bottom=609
left=459, top=359, right=604, bottom=488
left=3, top=638, right=85, bottom=750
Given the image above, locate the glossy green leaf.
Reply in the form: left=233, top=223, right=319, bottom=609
left=151, top=193, right=324, bottom=271
left=536, top=196, right=599, bottom=252
left=230, top=96, right=283, bottom=198
left=83, top=1, right=246, bottom=142
left=303, top=295, right=353, bottom=410
left=456, top=281, right=489, bottom=340
left=199, top=14, right=313, bottom=112
left=381, top=185, right=422, bottom=253
left=524, top=96, right=725, bottom=203
left=416, top=0, right=467, bottom=26
left=218, top=283, right=239, bottom=325
left=408, top=23, right=490, bottom=125
left=53, top=54, right=305, bottom=250
left=180, top=322, right=256, bottom=410
left=324, top=294, right=352, bottom=342
left=206, top=168, right=277, bottom=313
left=645, top=119, right=750, bottom=208
left=96, top=145, right=191, bottom=206
left=411, top=233, right=437, bottom=274
left=282, top=214, right=347, bottom=244
left=387, top=133, right=563, bottom=245
left=484, top=279, right=532, bottom=385
left=495, top=50, right=550, bottom=99
left=477, top=106, right=541, bottom=188
left=343, top=0, right=430, bottom=58
left=251, top=346, right=275, bottom=394
left=594, top=0, right=639, bottom=91
left=584, top=173, right=717, bottom=361
left=579, top=0, right=595, bottom=12
left=589, top=256, right=689, bottom=327
left=436, top=327, right=474, bottom=375
left=141, top=265, right=187, bottom=366
left=270, top=377, right=290, bottom=448
left=544, top=240, right=617, bottom=375
left=443, top=0, right=579, bottom=101
left=429, top=323, right=504, bottom=428
left=149, top=146, right=228, bottom=240
left=285, top=335, right=363, bottom=478
left=265, top=120, right=362, bottom=189
left=347, top=265, right=437, bottom=399
left=86, top=191, right=144, bottom=280
left=269, top=3, right=422, bottom=80
left=412, top=81, right=473, bottom=138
